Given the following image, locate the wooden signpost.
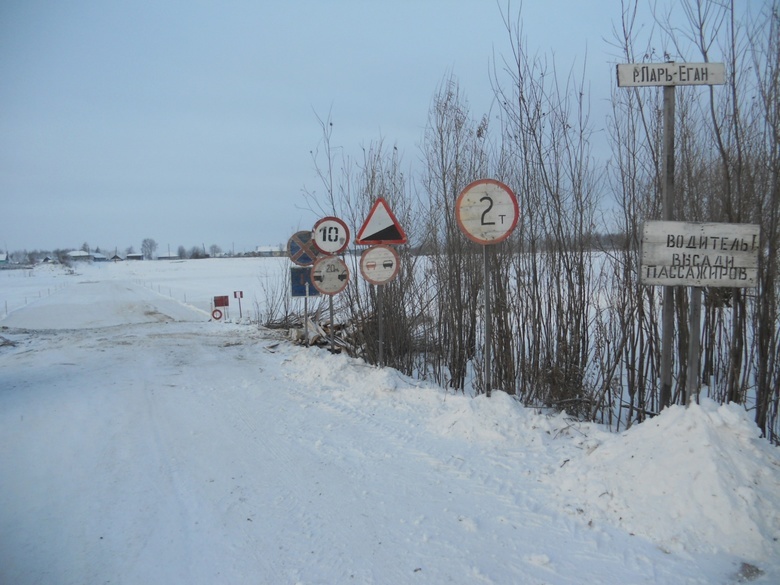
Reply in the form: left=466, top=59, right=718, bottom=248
left=618, top=61, right=731, bottom=407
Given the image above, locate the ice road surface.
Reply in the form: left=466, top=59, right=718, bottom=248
left=1, top=260, right=778, bottom=584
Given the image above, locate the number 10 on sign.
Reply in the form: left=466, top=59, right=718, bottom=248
left=312, top=216, right=350, bottom=255
left=455, top=179, right=519, bottom=245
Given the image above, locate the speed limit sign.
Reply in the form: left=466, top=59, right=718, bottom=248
left=455, top=179, right=518, bottom=245
left=312, top=216, right=350, bottom=255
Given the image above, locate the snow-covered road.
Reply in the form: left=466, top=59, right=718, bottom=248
left=1, top=267, right=778, bottom=584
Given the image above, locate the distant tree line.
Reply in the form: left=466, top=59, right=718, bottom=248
left=8, top=240, right=257, bottom=264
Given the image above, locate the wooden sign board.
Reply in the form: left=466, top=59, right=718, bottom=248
left=641, top=221, right=760, bottom=287
left=617, top=62, right=725, bottom=87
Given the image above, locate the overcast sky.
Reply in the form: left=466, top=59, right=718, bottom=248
left=1, top=1, right=622, bottom=255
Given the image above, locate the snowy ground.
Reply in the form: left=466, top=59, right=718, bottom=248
left=1, top=260, right=779, bottom=585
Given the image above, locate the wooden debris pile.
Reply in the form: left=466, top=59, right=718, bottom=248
left=288, top=317, right=360, bottom=354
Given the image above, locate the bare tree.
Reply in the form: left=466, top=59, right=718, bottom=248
left=141, top=238, right=157, bottom=260
left=492, top=6, right=603, bottom=414
left=421, top=75, right=489, bottom=391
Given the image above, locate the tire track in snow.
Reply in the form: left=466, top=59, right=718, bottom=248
left=208, top=341, right=413, bottom=584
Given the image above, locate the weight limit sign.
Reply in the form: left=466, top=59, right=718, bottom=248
left=455, top=179, right=519, bottom=245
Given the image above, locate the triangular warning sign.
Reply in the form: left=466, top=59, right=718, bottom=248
left=355, top=197, right=408, bottom=245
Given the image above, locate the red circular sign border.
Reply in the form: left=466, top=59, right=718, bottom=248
left=287, top=230, right=320, bottom=267
left=455, top=179, right=519, bottom=245
left=359, top=245, right=400, bottom=286
left=311, top=255, right=350, bottom=296
left=312, top=216, right=351, bottom=255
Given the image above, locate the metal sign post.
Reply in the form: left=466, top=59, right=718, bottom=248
left=619, top=61, right=726, bottom=408
left=358, top=245, right=401, bottom=366
left=483, top=245, right=492, bottom=395
left=311, top=254, right=350, bottom=353
left=355, top=199, right=406, bottom=367
left=291, top=265, right=321, bottom=346
left=304, top=282, right=310, bottom=347
left=456, top=179, right=519, bottom=397
left=377, top=285, right=385, bottom=366
left=233, top=290, right=243, bottom=319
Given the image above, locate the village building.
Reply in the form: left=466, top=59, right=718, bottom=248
left=67, top=250, right=92, bottom=261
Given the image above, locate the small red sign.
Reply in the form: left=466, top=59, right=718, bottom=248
left=233, top=291, right=243, bottom=299
left=214, top=295, right=230, bottom=308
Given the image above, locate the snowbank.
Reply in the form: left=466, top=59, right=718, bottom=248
left=555, top=399, right=780, bottom=561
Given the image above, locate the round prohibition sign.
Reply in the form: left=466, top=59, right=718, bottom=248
left=360, top=245, right=400, bottom=285
left=287, top=230, right=320, bottom=266
left=211, top=309, right=223, bottom=320
left=455, top=179, right=519, bottom=245
left=312, top=216, right=350, bottom=255
left=311, top=255, right=350, bottom=295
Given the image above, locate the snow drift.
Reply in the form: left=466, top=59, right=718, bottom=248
left=1, top=261, right=778, bottom=584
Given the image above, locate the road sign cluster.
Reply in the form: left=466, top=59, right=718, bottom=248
left=286, top=197, right=408, bottom=298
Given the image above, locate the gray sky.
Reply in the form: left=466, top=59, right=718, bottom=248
left=1, top=1, right=619, bottom=254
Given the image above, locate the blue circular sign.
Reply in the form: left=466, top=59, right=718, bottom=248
left=287, top=230, right=320, bottom=266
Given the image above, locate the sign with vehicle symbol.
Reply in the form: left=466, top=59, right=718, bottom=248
left=311, top=255, right=350, bottom=295
left=359, top=245, right=400, bottom=285
left=455, top=179, right=519, bottom=245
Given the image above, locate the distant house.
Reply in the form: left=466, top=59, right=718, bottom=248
left=126, top=253, right=144, bottom=261
left=93, top=252, right=108, bottom=262
left=255, top=245, right=285, bottom=258
left=67, top=250, right=92, bottom=261
left=110, top=254, right=124, bottom=262
left=157, top=253, right=179, bottom=260
left=0, top=252, right=8, bottom=265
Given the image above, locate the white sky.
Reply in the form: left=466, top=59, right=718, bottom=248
left=1, top=1, right=624, bottom=254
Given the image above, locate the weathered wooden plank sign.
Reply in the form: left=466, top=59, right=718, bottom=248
left=641, top=221, right=760, bottom=287
left=617, top=62, right=725, bottom=87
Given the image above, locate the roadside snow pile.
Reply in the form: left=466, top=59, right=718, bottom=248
left=554, top=399, right=780, bottom=561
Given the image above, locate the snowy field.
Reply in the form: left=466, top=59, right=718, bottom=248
left=1, top=259, right=779, bottom=585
